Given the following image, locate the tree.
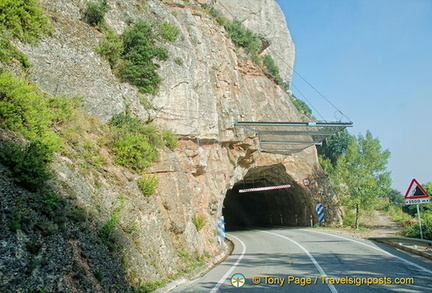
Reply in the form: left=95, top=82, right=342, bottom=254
left=386, top=188, right=405, bottom=206
left=335, top=131, right=391, bottom=228
left=317, top=129, right=353, bottom=166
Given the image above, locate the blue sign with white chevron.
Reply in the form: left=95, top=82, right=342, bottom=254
left=316, top=204, right=325, bottom=223
left=217, top=216, right=226, bottom=243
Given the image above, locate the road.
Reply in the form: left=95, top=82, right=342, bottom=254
left=171, top=228, right=432, bottom=292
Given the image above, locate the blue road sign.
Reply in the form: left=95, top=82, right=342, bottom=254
left=316, top=204, right=325, bottom=223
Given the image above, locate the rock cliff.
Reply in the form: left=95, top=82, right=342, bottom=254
left=1, top=0, right=342, bottom=291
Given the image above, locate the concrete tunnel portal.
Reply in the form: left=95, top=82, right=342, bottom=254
left=222, top=164, right=313, bottom=231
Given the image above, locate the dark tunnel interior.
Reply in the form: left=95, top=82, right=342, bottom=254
left=222, top=164, right=312, bottom=231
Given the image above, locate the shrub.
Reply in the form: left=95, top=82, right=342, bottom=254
left=0, top=140, right=53, bottom=190
left=159, top=22, right=179, bottom=42
left=0, top=0, right=52, bottom=43
left=83, top=0, right=111, bottom=27
left=162, top=130, right=178, bottom=150
left=96, top=29, right=123, bottom=67
left=173, top=57, right=184, bottom=65
left=112, top=132, right=160, bottom=170
left=0, top=34, right=31, bottom=68
left=226, top=19, right=261, bottom=56
left=96, top=19, right=178, bottom=95
left=109, top=112, right=142, bottom=130
left=109, top=113, right=177, bottom=170
left=99, top=212, right=119, bottom=244
left=403, top=213, right=432, bottom=240
left=291, top=95, right=313, bottom=118
left=0, top=70, right=62, bottom=152
left=120, top=20, right=169, bottom=95
left=192, top=214, right=207, bottom=231
left=138, top=175, right=159, bottom=196
left=46, top=95, right=81, bottom=125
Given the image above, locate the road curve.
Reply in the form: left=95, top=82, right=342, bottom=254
left=171, top=228, right=432, bottom=292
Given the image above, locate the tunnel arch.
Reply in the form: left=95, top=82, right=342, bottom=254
left=222, top=164, right=314, bottom=230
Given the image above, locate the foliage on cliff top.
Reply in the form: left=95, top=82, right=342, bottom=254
left=0, top=0, right=52, bottom=43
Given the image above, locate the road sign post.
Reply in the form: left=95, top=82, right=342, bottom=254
left=217, top=216, right=226, bottom=246
left=404, top=179, right=430, bottom=239
left=416, top=204, right=423, bottom=240
left=316, top=204, right=325, bottom=225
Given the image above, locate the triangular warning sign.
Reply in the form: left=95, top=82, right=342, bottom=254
left=404, top=179, right=430, bottom=199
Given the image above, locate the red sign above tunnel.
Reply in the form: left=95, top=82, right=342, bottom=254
left=303, top=178, right=310, bottom=187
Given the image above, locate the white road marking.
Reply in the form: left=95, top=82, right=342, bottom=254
left=210, top=233, right=247, bottom=293
left=308, top=229, right=432, bottom=275
left=261, top=230, right=338, bottom=293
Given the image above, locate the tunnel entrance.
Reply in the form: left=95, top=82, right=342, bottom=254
left=223, top=164, right=312, bottom=231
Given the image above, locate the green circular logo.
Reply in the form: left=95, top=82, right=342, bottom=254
left=231, top=273, right=246, bottom=288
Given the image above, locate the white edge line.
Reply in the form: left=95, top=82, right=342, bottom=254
left=261, top=230, right=338, bottom=293
left=307, top=229, right=432, bottom=275
left=210, top=233, right=247, bottom=293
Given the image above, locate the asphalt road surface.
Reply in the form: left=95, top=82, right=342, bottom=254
left=171, top=228, right=432, bottom=292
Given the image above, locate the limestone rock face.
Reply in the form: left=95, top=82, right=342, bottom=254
left=8, top=0, right=341, bottom=288
left=214, top=0, right=295, bottom=83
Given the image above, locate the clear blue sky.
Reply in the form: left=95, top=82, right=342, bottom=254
left=276, top=0, right=432, bottom=193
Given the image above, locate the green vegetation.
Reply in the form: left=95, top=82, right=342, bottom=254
left=319, top=118, right=431, bottom=239
left=0, top=140, right=52, bottom=190
left=96, top=29, right=123, bottom=67
left=320, top=130, right=392, bottom=229
left=111, top=128, right=160, bottom=170
left=8, top=186, right=85, bottom=234
left=162, top=129, right=179, bottom=150
left=83, top=0, right=111, bottom=27
left=262, top=54, right=289, bottom=90
left=403, top=215, right=432, bottom=240
left=0, top=71, right=77, bottom=152
left=109, top=113, right=161, bottom=170
left=96, top=20, right=179, bottom=95
left=290, top=94, right=313, bottom=118
left=205, top=6, right=262, bottom=59
left=99, top=212, right=119, bottom=245
left=318, top=129, right=352, bottom=166
left=0, top=0, right=52, bottom=43
left=0, top=35, right=31, bottom=68
left=192, top=214, right=207, bottom=231
left=0, top=70, right=78, bottom=189
left=173, top=57, right=184, bottom=65
left=138, top=175, right=159, bottom=196
left=109, top=113, right=178, bottom=171
left=120, top=21, right=170, bottom=95
left=159, top=21, right=180, bottom=42
left=0, top=0, right=51, bottom=69
left=226, top=19, right=261, bottom=56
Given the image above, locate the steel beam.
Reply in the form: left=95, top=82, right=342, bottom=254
left=260, top=140, right=322, bottom=146
left=235, top=121, right=353, bottom=127
left=257, top=131, right=338, bottom=136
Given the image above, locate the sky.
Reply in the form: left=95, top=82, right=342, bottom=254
left=275, top=0, right=432, bottom=193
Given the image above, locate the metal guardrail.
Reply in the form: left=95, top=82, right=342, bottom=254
left=371, top=237, right=432, bottom=260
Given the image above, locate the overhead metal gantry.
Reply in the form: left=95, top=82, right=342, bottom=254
left=235, top=121, right=353, bottom=154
